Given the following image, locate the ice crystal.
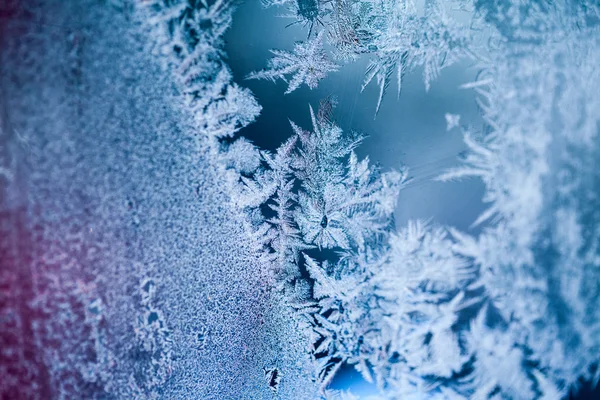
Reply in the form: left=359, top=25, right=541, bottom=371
left=3, top=0, right=600, bottom=399
left=261, top=0, right=474, bottom=113
left=439, top=0, right=600, bottom=396
left=0, top=0, right=314, bottom=398
left=247, top=30, right=338, bottom=94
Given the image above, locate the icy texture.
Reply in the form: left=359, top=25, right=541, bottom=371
left=247, top=30, right=339, bottom=94
left=224, top=97, right=407, bottom=389
left=258, top=0, right=474, bottom=113
left=2, top=0, right=600, bottom=399
left=223, top=99, right=478, bottom=397
left=250, top=1, right=600, bottom=399
left=439, top=1, right=600, bottom=395
left=0, top=0, right=317, bottom=398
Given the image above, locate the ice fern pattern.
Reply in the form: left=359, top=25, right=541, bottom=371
left=225, top=98, right=413, bottom=390
left=0, top=0, right=315, bottom=398
left=1, top=0, right=600, bottom=399
left=259, top=0, right=474, bottom=113
left=437, top=1, right=600, bottom=395
left=250, top=0, right=600, bottom=398
left=247, top=31, right=338, bottom=94
left=143, top=0, right=261, bottom=140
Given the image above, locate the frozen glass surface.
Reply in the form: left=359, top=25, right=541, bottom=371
left=1, top=1, right=600, bottom=399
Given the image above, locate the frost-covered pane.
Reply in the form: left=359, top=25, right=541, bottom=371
left=2, top=0, right=600, bottom=399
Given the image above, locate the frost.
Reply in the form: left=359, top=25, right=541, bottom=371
left=223, top=97, right=491, bottom=398
left=247, top=31, right=338, bottom=94
left=224, top=98, right=416, bottom=392
left=143, top=0, right=261, bottom=140
left=462, top=307, right=535, bottom=400
left=252, top=1, right=600, bottom=398
left=263, top=366, right=282, bottom=393
left=360, top=0, right=471, bottom=112
left=2, top=0, right=600, bottom=398
left=265, top=0, right=325, bottom=37
left=445, top=113, right=461, bottom=131
left=438, top=0, right=600, bottom=396
left=292, top=103, right=402, bottom=250
left=0, top=0, right=314, bottom=398
left=260, top=0, right=474, bottom=112
left=219, top=136, right=261, bottom=174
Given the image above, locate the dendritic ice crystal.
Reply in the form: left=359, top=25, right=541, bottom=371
left=1, top=0, right=599, bottom=399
